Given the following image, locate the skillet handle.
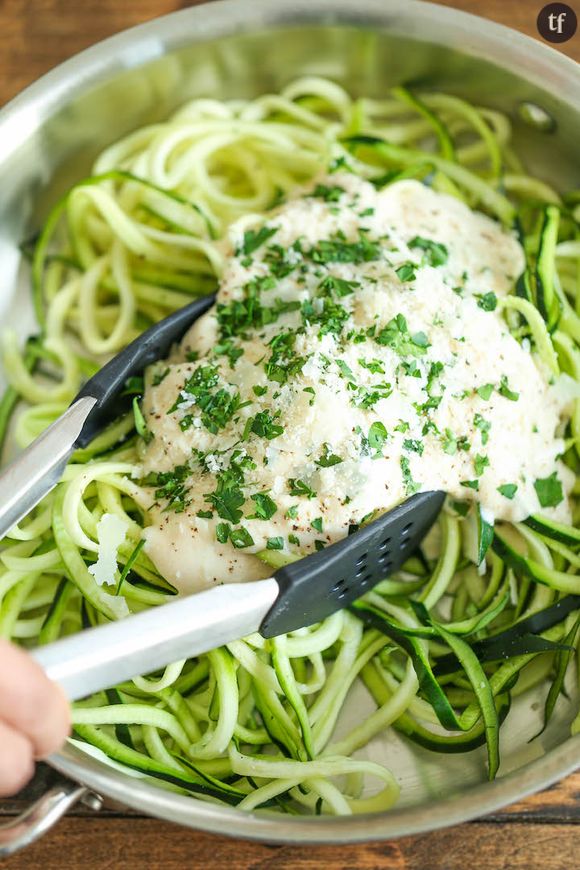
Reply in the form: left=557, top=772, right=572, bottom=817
left=0, top=778, right=98, bottom=858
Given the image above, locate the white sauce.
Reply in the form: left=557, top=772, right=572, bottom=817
left=138, top=175, right=574, bottom=593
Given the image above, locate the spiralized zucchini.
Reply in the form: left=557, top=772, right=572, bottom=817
left=1, top=77, right=580, bottom=815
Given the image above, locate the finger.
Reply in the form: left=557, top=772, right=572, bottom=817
left=0, top=640, right=70, bottom=758
left=0, top=720, right=34, bottom=796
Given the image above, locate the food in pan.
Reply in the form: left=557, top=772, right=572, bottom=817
left=2, top=78, right=579, bottom=814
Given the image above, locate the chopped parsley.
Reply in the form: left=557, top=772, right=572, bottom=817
left=352, top=382, right=393, bottom=409
left=359, top=357, right=385, bottom=375
left=403, top=438, right=424, bottom=455
left=368, top=421, right=388, bottom=457
left=266, top=537, right=284, bottom=550
left=264, top=241, right=303, bottom=278
left=395, top=263, right=416, bottom=283
left=474, top=413, right=491, bottom=445
left=336, top=359, right=355, bottom=380
left=476, top=383, right=494, bottom=401
left=460, top=479, right=480, bottom=491
left=408, top=236, right=448, bottom=266
left=152, top=367, right=170, bottom=387
left=442, top=429, right=458, bottom=455
left=288, top=478, right=316, bottom=499
left=239, top=225, right=278, bottom=256
left=301, top=296, right=350, bottom=336
left=316, top=444, right=343, bottom=467
left=264, top=331, right=306, bottom=384
left=204, top=455, right=252, bottom=524
left=474, top=454, right=489, bottom=476
left=216, top=522, right=230, bottom=544
left=308, top=232, right=381, bottom=265
left=310, top=183, right=345, bottom=202
left=250, top=492, right=278, bottom=520
left=312, top=517, right=324, bottom=533
left=441, top=429, right=469, bottom=454
left=245, top=410, right=284, bottom=440
left=217, top=288, right=299, bottom=340
left=497, top=483, right=518, bottom=499
left=400, top=455, right=420, bottom=495
left=213, top=339, right=244, bottom=369
left=499, top=375, right=519, bottom=402
left=534, top=472, right=564, bottom=508
left=401, top=359, right=421, bottom=378
left=475, top=292, right=497, bottom=312
left=143, top=465, right=190, bottom=513
left=318, top=274, right=360, bottom=297
left=173, top=365, right=244, bottom=434
left=376, top=313, right=430, bottom=357
left=230, top=527, right=255, bottom=549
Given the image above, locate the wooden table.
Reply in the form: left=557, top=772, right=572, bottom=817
left=1, top=1, right=579, bottom=866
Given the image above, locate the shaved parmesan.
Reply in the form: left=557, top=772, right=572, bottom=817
left=88, top=513, right=129, bottom=587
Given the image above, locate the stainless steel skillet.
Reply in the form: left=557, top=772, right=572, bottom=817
left=1, top=0, right=580, bottom=855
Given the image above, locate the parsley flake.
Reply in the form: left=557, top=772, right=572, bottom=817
left=395, top=263, right=416, bottom=283
left=400, top=456, right=420, bottom=495
left=497, top=483, right=518, bottom=499
left=310, top=183, right=345, bottom=202
left=368, top=421, right=388, bottom=457
left=143, top=465, right=190, bottom=513
left=309, top=232, right=381, bottom=265
left=376, top=313, right=430, bottom=357
left=408, top=236, right=448, bottom=266
left=240, top=225, right=278, bottom=256
left=476, top=383, right=494, bottom=401
left=474, top=414, right=491, bottom=445
left=534, top=473, right=564, bottom=508
left=316, top=444, right=343, bottom=467
left=288, top=479, right=316, bottom=499
left=359, top=357, right=385, bottom=375
left=403, top=438, right=424, bottom=455
left=230, top=527, right=255, bottom=549
left=152, top=367, right=170, bottom=387
left=250, top=493, right=278, bottom=521
left=499, top=375, right=519, bottom=402
left=474, top=454, right=489, bottom=476
left=475, top=292, right=497, bottom=312
left=247, top=410, right=284, bottom=440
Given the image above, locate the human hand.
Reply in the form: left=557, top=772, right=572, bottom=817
left=0, top=640, right=70, bottom=795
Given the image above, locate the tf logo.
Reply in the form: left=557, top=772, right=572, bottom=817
left=537, top=3, right=578, bottom=43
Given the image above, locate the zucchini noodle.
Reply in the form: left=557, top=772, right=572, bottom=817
left=1, top=77, right=580, bottom=815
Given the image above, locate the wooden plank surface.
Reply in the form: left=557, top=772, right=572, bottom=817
left=0, top=0, right=579, bottom=866
left=5, top=819, right=580, bottom=870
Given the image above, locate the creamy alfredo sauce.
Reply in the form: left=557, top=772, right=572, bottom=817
left=138, top=175, right=574, bottom=593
